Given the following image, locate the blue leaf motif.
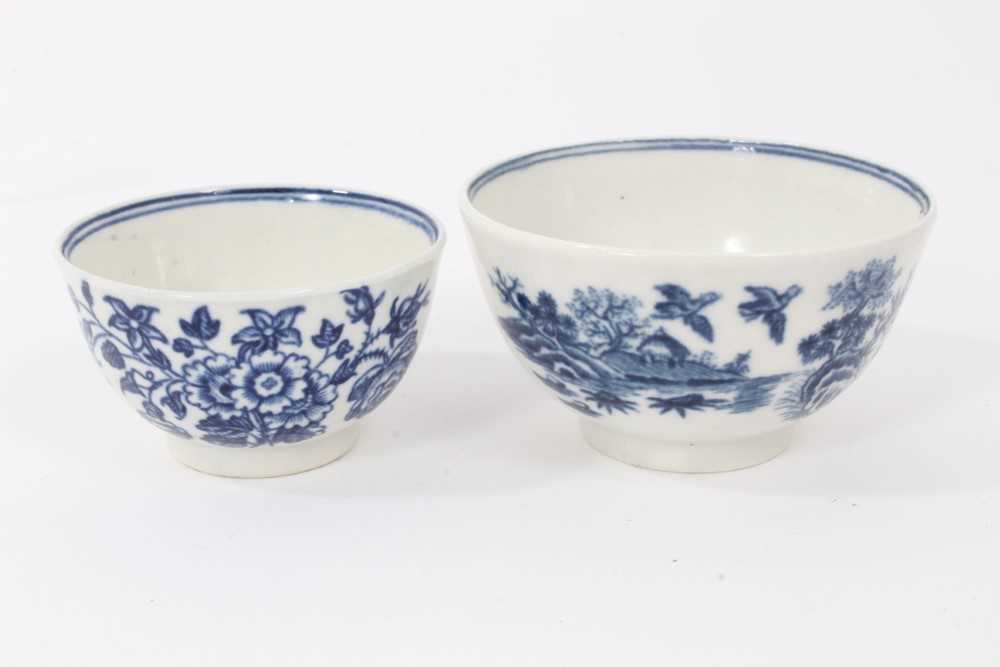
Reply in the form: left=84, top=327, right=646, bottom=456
left=161, top=390, right=187, bottom=420
left=101, top=340, right=125, bottom=369
left=648, top=393, right=726, bottom=417
left=142, top=400, right=165, bottom=420
left=331, top=357, right=356, bottom=385
left=333, top=339, right=353, bottom=359
left=180, top=306, right=221, bottom=341
left=119, top=372, right=143, bottom=396
left=143, top=348, right=172, bottom=371
left=516, top=292, right=532, bottom=311
left=172, top=338, right=195, bottom=357
left=179, top=320, right=196, bottom=338
left=271, top=424, right=323, bottom=444
left=195, top=306, right=221, bottom=339
left=196, top=414, right=256, bottom=447
left=311, top=318, right=344, bottom=349
left=81, top=280, right=94, bottom=308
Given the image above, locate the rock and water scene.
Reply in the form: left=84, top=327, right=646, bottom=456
left=490, top=257, right=907, bottom=421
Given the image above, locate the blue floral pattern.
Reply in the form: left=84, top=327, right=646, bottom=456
left=491, top=257, right=908, bottom=421
left=68, top=280, right=429, bottom=446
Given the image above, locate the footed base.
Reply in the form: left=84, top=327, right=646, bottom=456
left=167, top=425, right=360, bottom=478
left=581, top=420, right=792, bottom=473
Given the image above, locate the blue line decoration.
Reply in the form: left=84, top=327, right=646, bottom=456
left=62, top=187, right=440, bottom=260
left=491, top=256, right=908, bottom=421
left=738, top=284, right=802, bottom=344
left=68, top=279, right=429, bottom=446
left=468, top=138, right=930, bottom=214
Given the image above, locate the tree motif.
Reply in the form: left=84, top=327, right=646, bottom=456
left=568, top=287, right=649, bottom=356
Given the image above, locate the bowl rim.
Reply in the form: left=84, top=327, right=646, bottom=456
left=56, top=185, right=447, bottom=302
left=459, top=136, right=936, bottom=259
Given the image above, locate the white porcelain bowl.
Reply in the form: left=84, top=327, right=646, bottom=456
left=461, top=139, right=933, bottom=472
left=58, top=187, right=445, bottom=477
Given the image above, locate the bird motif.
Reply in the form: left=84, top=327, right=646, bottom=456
left=738, top=284, right=803, bottom=344
left=652, top=284, right=721, bottom=342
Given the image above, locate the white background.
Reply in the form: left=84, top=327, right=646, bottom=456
left=1, top=1, right=998, bottom=665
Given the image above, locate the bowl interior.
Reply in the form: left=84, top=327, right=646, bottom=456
left=63, top=189, right=439, bottom=291
left=469, top=139, right=929, bottom=255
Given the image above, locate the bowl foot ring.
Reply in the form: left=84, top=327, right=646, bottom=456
left=581, top=420, right=792, bottom=473
left=167, top=424, right=360, bottom=478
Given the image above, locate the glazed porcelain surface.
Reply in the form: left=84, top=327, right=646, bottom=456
left=58, top=187, right=445, bottom=477
left=461, top=138, right=933, bottom=472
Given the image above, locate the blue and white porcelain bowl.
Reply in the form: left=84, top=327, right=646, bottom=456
left=461, top=139, right=933, bottom=472
left=58, top=187, right=445, bottom=477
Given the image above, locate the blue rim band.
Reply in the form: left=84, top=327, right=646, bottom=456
left=468, top=138, right=931, bottom=214
left=62, top=187, right=440, bottom=259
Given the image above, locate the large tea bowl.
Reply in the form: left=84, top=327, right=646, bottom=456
left=461, top=138, right=933, bottom=472
left=58, top=187, right=445, bottom=477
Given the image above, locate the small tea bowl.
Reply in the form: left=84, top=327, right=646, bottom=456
left=461, top=138, right=933, bottom=472
left=58, top=187, right=445, bottom=477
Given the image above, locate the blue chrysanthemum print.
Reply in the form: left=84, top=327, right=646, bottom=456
left=345, top=330, right=418, bottom=421
left=266, top=370, right=339, bottom=430
left=183, top=354, right=240, bottom=418
left=230, top=351, right=309, bottom=415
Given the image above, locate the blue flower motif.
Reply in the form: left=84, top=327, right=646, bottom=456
left=104, top=296, right=168, bottom=350
left=230, top=350, right=309, bottom=415
left=72, top=278, right=430, bottom=448
left=172, top=338, right=195, bottom=357
left=231, top=306, right=304, bottom=361
left=100, top=340, right=125, bottom=369
left=383, top=283, right=427, bottom=345
left=345, top=330, right=417, bottom=421
left=142, top=400, right=165, bottom=420
left=183, top=354, right=240, bottom=418
left=266, top=369, right=338, bottom=430
left=342, top=286, right=385, bottom=326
